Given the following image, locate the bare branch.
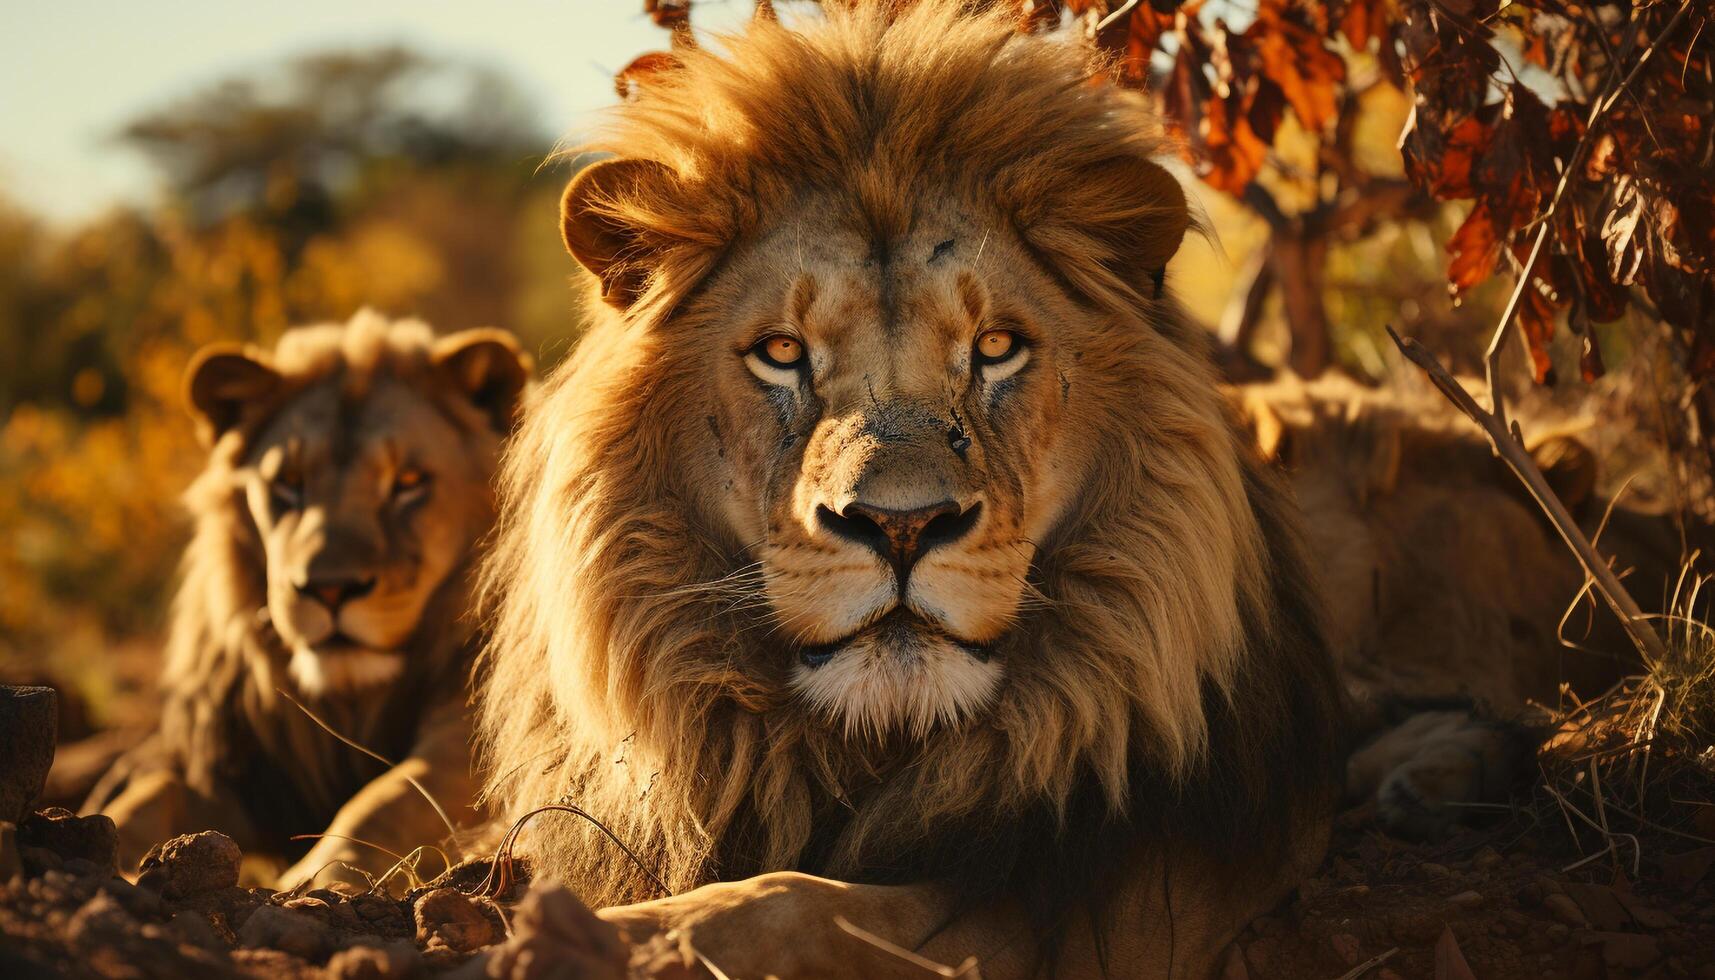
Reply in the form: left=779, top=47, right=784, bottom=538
left=1386, top=326, right=1668, bottom=663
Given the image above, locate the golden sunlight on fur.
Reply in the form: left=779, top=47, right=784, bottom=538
left=86, top=310, right=532, bottom=887
left=475, top=4, right=1344, bottom=976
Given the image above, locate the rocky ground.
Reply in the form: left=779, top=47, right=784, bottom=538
left=5, top=683, right=1715, bottom=978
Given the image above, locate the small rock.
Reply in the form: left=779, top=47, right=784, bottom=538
left=486, top=884, right=627, bottom=980
left=1472, top=847, right=1503, bottom=871
left=413, top=888, right=498, bottom=953
left=18, top=808, right=118, bottom=875
left=1448, top=890, right=1485, bottom=910
left=0, top=686, right=57, bottom=824
left=1421, top=862, right=1451, bottom=878
left=137, top=831, right=242, bottom=899
left=1563, top=882, right=1631, bottom=931
left=1544, top=893, right=1590, bottom=927
left=1547, top=923, right=1571, bottom=942
left=239, top=904, right=332, bottom=961
left=1328, top=932, right=1363, bottom=966
left=327, top=941, right=423, bottom=979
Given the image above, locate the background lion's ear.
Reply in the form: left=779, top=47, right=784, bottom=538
left=1044, top=155, right=1190, bottom=301
left=561, top=158, right=679, bottom=309
left=1528, top=433, right=1598, bottom=514
left=433, top=328, right=534, bottom=432
left=185, top=344, right=280, bottom=446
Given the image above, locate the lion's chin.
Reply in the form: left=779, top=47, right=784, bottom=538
left=789, top=614, right=1003, bottom=738
left=287, top=644, right=406, bottom=696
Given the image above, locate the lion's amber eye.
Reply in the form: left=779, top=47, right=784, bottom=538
left=975, top=329, right=1018, bottom=363
left=392, top=467, right=430, bottom=501
left=757, top=335, right=805, bottom=368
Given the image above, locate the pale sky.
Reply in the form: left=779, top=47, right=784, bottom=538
left=1, top=0, right=760, bottom=224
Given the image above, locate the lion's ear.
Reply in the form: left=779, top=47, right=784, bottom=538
left=185, top=344, right=281, bottom=446
left=561, top=158, right=679, bottom=309
left=1529, top=433, right=1598, bottom=514
left=433, top=328, right=534, bottom=433
left=1059, top=155, right=1190, bottom=299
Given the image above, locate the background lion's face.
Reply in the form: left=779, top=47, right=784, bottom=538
left=239, top=379, right=496, bottom=691
left=684, top=200, right=1095, bottom=735
left=189, top=319, right=529, bottom=695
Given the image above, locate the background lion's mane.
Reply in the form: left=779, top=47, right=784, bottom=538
left=95, top=316, right=485, bottom=848
left=478, top=1, right=1344, bottom=939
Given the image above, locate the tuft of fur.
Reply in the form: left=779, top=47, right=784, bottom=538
left=478, top=0, right=1344, bottom=946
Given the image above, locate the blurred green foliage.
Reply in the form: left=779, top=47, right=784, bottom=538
left=0, top=47, right=580, bottom=678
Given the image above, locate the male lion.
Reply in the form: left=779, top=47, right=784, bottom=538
left=86, top=310, right=531, bottom=887
left=477, top=6, right=1343, bottom=977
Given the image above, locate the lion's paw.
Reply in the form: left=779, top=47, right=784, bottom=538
left=1349, top=710, right=1535, bottom=839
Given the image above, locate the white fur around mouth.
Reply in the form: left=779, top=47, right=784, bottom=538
left=789, top=621, right=1002, bottom=738
left=288, top=645, right=406, bottom=695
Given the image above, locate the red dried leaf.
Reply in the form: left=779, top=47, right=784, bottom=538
left=1516, top=273, right=1563, bottom=385
left=1580, top=331, right=1605, bottom=383
left=644, top=0, right=690, bottom=30
left=1402, top=109, right=1493, bottom=200
left=1197, top=86, right=1270, bottom=193
left=1337, top=0, right=1389, bottom=50
left=1447, top=201, right=1501, bottom=298
left=615, top=51, right=682, bottom=101
left=1248, top=0, right=1345, bottom=132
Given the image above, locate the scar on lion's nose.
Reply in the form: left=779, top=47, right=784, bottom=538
left=817, top=500, right=981, bottom=577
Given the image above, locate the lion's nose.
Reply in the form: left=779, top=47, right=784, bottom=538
left=818, top=500, right=981, bottom=577
left=296, top=576, right=377, bottom=612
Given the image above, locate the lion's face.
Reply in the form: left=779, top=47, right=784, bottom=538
left=241, top=380, right=494, bottom=690
left=187, top=317, right=530, bottom=694
left=669, top=201, right=1119, bottom=735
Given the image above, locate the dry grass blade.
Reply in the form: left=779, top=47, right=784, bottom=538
left=477, top=803, right=670, bottom=900
left=833, top=916, right=981, bottom=978
left=277, top=688, right=458, bottom=841
left=287, top=834, right=450, bottom=893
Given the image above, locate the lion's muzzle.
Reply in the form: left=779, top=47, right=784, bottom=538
left=815, top=499, right=981, bottom=583
left=766, top=397, right=1023, bottom=734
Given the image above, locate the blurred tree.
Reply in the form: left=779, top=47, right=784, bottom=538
left=119, top=47, right=543, bottom=242
left=0, top=46, right=576, bottom=705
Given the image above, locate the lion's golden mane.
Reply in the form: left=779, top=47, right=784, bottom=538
left=478, top=2, right=1344, bottom=933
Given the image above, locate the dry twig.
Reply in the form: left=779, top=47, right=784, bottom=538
left=1388, top=326, right=1666, bottom=662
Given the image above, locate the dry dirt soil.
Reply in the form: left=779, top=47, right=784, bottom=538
left=4, top=680, right=1715, bottom=978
